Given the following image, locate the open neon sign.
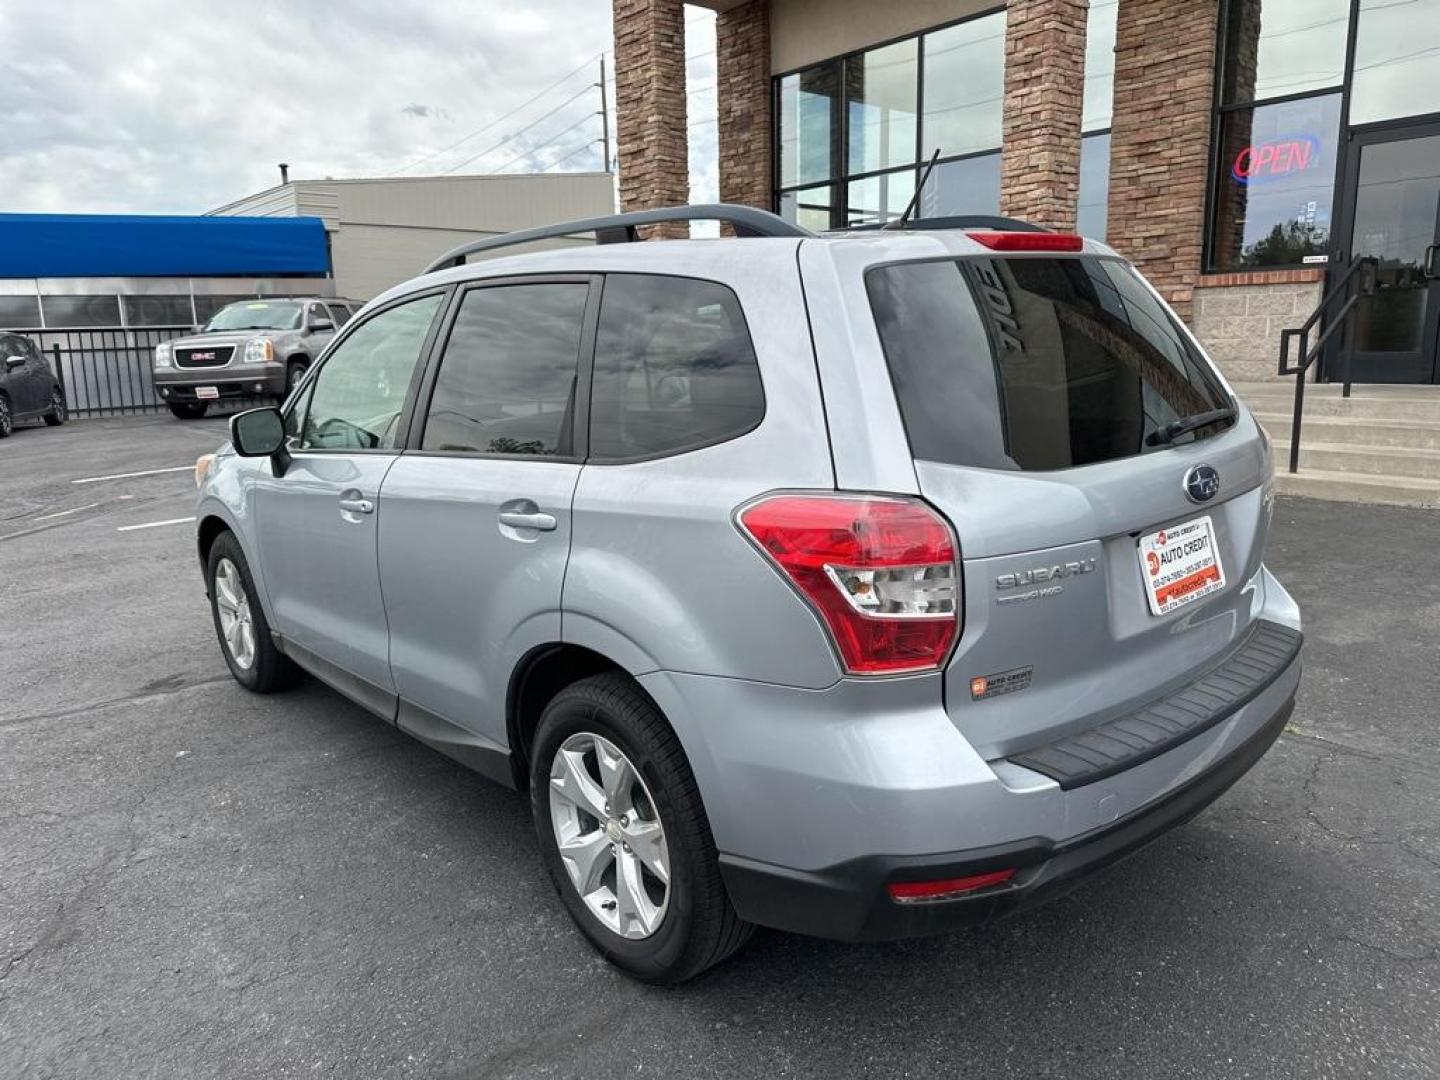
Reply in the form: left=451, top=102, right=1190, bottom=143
left=1232, top=134, right=1322, bottom=185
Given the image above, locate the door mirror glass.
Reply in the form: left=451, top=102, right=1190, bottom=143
left=4, top=355, right=25, bottom=371
left=231, top=407, right=286, bottom=457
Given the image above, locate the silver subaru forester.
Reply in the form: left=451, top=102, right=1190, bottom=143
left=195, top=204, right=1302, bottom=983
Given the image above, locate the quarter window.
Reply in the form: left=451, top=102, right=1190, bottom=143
left=420, top=284, right=589, bottom=456
left=299, top=292, right=443, bottom=451
left=589, top=275, right=763, bottom=461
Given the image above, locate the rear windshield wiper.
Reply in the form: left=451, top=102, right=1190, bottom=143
left=1146, top=406, right=1237, bottom=447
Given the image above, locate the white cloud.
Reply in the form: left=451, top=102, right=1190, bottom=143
left=0, top=0, right=719, bottom=216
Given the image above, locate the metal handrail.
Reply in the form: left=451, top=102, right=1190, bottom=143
left=1276, top=256, right=1378, bottom=473
left=421, top=203, right=816, bottom=274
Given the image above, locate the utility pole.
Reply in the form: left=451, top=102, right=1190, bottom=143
left=597, top=56, right=612, bottom=173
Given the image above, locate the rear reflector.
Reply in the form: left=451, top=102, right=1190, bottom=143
left=737, top=493, right=959, bottom=675
left=887, top=868, right=1017, bottom=903
left=966, top=231, right=1084, bottom=252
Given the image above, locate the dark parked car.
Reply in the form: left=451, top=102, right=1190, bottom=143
left=0, top=332, right=66, bottom=437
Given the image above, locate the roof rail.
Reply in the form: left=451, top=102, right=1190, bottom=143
left=845, top=214, right=1049, bottom=234
left=422, top=203, right=815, bottom=274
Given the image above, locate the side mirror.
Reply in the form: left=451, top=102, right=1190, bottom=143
left=308, top=318, right=334, bottom=333
left=4, top=355, right=25, bottom=371
left=230, top=407, right=290, bottom=475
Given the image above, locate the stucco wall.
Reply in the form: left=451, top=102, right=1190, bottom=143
left=768, top=0, right=997, bottom=72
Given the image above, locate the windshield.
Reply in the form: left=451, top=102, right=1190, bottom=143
left=204, top=301, right=303, bottom=333
left=866, top=256, right=1233, bottom=472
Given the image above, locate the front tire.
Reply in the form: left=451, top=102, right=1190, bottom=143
left=285, top=360, right=307, bottom=394
left=43, top=387, right=67, bottom=426
left=531, top=673, right=752, bottom=984
left=169, top=401, right=209, bottom=420
left=206, top=531, right=298, bottom=693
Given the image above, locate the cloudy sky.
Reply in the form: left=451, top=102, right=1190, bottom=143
left=0, top=0, right=717, bottom=215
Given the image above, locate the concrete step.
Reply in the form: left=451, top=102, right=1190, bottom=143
left=1254, top=412, right=1440, bottom=451
left=1273, top=467, right=1440, bottom=508
left=1272, top=440, right=1440, bottom=481
left=1238, top=393, right=1440, bottom=421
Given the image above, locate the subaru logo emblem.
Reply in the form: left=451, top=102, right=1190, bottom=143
left=1184, top=464, right=1220, bottom=504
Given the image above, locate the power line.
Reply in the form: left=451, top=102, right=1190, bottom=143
left=387, top=54, right=598, bottom=176
left=443, top=84, right=594, bottom=175
left=494, top=112, right=596, bottom=173
left=544, top=140, right=604, bottom=173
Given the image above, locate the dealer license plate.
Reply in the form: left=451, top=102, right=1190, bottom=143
left=195, top=386, right=219, bottom=400
left=1137, top=516, right=1225, bottom=616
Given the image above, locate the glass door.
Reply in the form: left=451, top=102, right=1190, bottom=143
left=1338, top=125, right=1440, bottom=384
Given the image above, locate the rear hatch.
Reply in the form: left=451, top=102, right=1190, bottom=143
left=865, top=248, right=1274, bottom=761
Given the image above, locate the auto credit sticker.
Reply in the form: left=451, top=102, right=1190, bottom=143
left=1137, top=515, right=1226, bottom=616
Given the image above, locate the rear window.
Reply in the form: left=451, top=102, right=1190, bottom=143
left=866, top=256, right=1233, bottom=471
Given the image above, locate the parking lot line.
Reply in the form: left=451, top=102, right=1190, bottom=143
left=72, top=465, right=192, bottom=485
left=116, top=516, right=196, bottom=533
left=32, top=500, right=107, bottom=521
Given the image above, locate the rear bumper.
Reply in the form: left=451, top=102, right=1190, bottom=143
left=718, top=685, right=1294, bottom=941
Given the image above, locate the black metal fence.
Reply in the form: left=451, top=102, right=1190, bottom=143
left=14, top=325, right=192, bottom=418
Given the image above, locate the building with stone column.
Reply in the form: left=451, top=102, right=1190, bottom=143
left=612, top=0, right=1440, bottom=390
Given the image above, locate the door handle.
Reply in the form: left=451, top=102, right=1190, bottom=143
left=1425, top=244, right=1439, bottom=280
left=339, top=496, right=374, bottom=515
left=498, top=510, right=557, bottom=531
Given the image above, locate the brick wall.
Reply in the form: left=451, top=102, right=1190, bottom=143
left=1108, top=0, right=1220, bottom=320
left=717, top=1, right=772, bottom=216
left=1000, top=0, right=1087, bottom=231
left=612, top=0, right=689, bottom=238
left=1192, top=273, right=1324, bottom=383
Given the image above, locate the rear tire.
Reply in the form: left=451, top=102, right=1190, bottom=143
left=531, top=673, right=752, bottom=984
left=0, top=394, right=11, bottom=438
left=43, top=387, right=67, bottom=426
left=168, top=402, right=209, bottom=420
left=206, top=531, right=299, bottom=693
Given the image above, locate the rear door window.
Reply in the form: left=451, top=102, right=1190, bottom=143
left=866, top=256, right=1233, bottom=471
left=589, top=274, right=763, bottom=461
left=420, top=283, right=589, bottom=457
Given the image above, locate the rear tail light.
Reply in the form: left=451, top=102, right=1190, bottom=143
left=737, top=494, right=960, bottom=676
left=966, top=231, right=1083, bottom=252
left=887, top=868, right=1017, bottom=903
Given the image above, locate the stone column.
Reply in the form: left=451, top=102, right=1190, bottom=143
left=717, top=1, right=772, bottom=214
left=613, top=0, right=690, bottom=238
left=1000, top=0, right=1088, bottom=232
left=1108, top=0, right=1221, bottom=320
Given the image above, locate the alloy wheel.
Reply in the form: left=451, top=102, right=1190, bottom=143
left=0, top=397, right=11, bottom=436
left=51, top=390, right=66, bottom=421
left=213, top=558, right=256, bottom=670
left=548, top=731, right=671, bottom=939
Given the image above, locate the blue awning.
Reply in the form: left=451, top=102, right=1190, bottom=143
left=0, top=213, right=330, bottom=278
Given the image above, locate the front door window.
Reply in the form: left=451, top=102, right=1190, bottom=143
left=1345, top=132, right=1440, bottom=383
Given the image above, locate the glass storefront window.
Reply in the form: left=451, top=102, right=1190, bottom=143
left=847, top=40, right=918, bottom=175
left=847, top=168, right=916, bottom=226
left=777, top=61, right=841, bottom=189
left=778, top=185, right=835, bottom=232
left=1350, top=0, right=1440, bottom=125
left=0, top=295, right=41, bottom=329
left=40, top=295, right=122, bottom=328
left=1221, top=0, right=1350, bottom=105
left=1082, top=0, right=1117, bottom=133
left=920, top=11, right=1006, bottom=158
left=123, top=295, right=196, bottom=327
left=1209, top=92, right=1342, bottom=270
left=918, top=153, right=1002, bottom=219
left=1077, top=133, right=1111, bottom=239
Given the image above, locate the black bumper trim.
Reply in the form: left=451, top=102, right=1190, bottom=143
left=718, top=682, right=1295, bottom=942
left=1009, top=621, right=1303, bottom=789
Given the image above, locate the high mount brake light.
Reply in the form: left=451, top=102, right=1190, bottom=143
left=966, top=231, right=1084, bottom=252
left=737, top=494, right=960, bottom=676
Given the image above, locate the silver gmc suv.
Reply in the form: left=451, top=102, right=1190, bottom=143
left=154, top=296, right=360, bottom=419
left=193, top=204, right=1302, bottom=984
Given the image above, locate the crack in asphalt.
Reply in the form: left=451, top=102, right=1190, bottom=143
left=0, top=674, right=235, bottom=730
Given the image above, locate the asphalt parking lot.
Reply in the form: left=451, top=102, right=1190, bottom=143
left=2, top=413, right=1438, bottom=1079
